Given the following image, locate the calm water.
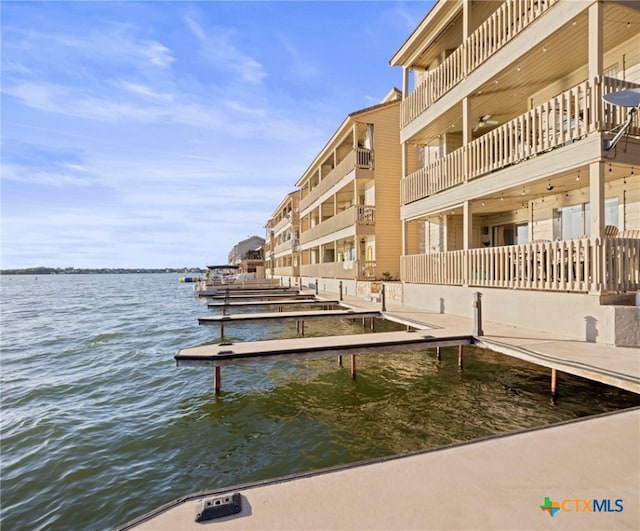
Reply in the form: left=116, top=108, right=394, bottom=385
left=1, top=273, right=638, bottom=530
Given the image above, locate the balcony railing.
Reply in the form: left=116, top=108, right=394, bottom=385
left=300, top=206, right=375, bottom=245
left=402, top=77, right=640, bottom=204
left=300, top=148, right=374, bottom=212
left=401, top=0, right=559, bottom=127
left=300, top=260, right=377, bottom=280
left=401, top=237, right=640, bottom=294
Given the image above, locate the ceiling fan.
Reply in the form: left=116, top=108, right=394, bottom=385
left=473, top=114, right=499, bottom=132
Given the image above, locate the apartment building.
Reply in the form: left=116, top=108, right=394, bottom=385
left=228, top=235, right=265, bottom=277
left=391, top=0, right=640, bottom=344
left=296, top=88, right=404, bottom=296
left=264, top=191, right=301, bottom=285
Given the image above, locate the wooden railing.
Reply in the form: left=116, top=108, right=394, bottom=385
left=300, top=206, right=375, bottom=245
left=402, top=78, right=640, bottom=204
left=401, top=0, right=559, bottom=126
left=301, top=260, right=378, bottom=280
left=401, top=237, right=640, bottom=294
left=300, top=149, right=374, bottom=211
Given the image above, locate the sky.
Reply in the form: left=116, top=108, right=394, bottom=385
left=1, top=0, right=433, bottom=269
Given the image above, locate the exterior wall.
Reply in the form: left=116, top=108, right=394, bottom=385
left=402, top=283, right=620, bottom=345
left=370, top=103, right=403, bottom=279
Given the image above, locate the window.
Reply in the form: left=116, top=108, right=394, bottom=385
left=554, top=198, right=618, bottom=239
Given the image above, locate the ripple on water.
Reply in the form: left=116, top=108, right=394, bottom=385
left=2, top=274, right=639, bottom=531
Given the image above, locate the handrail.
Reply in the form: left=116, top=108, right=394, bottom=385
left=401, top=237, right=640, bottom=294
left=401, top=0, right=559, bottom=126
left=401, top=78, right=640, bottom=204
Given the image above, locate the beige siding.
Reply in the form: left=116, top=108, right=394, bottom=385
left=367, top=103, right=403, bottom=278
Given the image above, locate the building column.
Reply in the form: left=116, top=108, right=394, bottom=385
left=588, top=1, right=603, bottom=82
left=463, top=200, right=472, bottom=286
left=462, top=97, right=472, bottom=182
left=589, top=162, right=604, bottom=238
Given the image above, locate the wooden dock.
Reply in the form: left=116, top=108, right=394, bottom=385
left=207, top=299, right=341, bottom=309
left=203, top=293, right=317, bottom=301
left=176, top=330, right=472, bottom=367
left=198, top=309, right=381, bottom=326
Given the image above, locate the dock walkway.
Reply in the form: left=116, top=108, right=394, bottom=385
left=338, top=292, right=640, bottom=394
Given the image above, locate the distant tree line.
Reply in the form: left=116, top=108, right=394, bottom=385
left=1, top=267, right=203, bottom=275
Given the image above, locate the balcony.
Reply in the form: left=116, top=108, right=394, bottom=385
left=402, top=77, right=640, bottom=205
left=401, top=237, right=640, bottom=294
left=300, top=206, right=376, bottom=245
left=300, top=148, right=374, bottom=212
left=300, top=260, right=377, bottom=281
left=401, top=0, right=560, bottom=127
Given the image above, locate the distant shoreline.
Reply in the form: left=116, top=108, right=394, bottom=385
left=1, top=268, right=203, bottom=275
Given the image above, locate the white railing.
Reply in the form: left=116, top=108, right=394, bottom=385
left=402, top=78, right=640, bottom=204
left=300, top=149, right=373, bottom=211
left=401, top=237, right=640, bottom=294
left=401, top=0, right=559, bottom=126
left=300, top=206, right=375, bottom=245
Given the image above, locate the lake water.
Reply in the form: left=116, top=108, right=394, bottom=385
left=1, top=273, right=638, bottom=530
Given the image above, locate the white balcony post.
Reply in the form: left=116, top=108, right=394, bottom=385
left=462, top=97, right=472, bottom=182
left=589, top=162, right=605, bottom=239
left=588, top=1, right=603, bottom=82
left=463, top=200, right=472, bottom=286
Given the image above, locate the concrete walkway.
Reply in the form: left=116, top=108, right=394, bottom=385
left=120, top=408, right=640, bottom=530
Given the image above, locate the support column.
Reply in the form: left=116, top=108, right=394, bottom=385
left=458, top=345, right=463, bottom=370
left=351, top=354, right=357, bottom=379
left=338, top=355, right=343, bottom=367
left=588, top=2, right=603, bottom=82
left=214, top=366, right=221, bottom=395
left=550, top=368, right=558, bottom=406
left=589, top=162, right=604, bottom=238
left=436, top=346, right=442, bottom=361
left=463, top=200, right=472, bottom=286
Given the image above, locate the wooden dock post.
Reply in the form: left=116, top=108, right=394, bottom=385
left=350, top=354, right=356, bottom=379
left=436, top=346, right=442, bottom=361
left=220, top=323, right=224, bottom=339
left=214, top=366, right=221, bottom=394
left=315, top=279, right=319, bottom=295
left=339, top=281, right=343, bottom=301
left=301, top=320, right=305, bottom=337
left=458, top=345, right=463, bottom=370
left=338, top=355, right=343, bottom=367
left=551, top=368, right=558, bottom=406
left=381, top=284, right=386, bottom=311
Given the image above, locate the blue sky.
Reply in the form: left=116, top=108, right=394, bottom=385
left=1, top=1, right=432, bottom=269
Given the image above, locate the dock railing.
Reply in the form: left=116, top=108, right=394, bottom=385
left=401, top=237, right=640, bottom=294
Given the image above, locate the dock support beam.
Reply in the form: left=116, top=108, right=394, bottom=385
left=338, top=355, right=343, bottom=367
left=551, top=368, right=558, bottom=406
left=458, top=345, right=463, bottom=370
left=436, top=346, right=442, bottom=361
left=214, top=366, right=221, bottom=394
left=351, top=354, right=356, bottom=379
left=381, top=284, right=386, bottom=312
left=315, top=279, right=319, bottom=295
left=339, top=281, right=343, bottom=301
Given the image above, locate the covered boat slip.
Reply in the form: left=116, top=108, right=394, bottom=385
left=119, top=407, right=640, bottom=530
